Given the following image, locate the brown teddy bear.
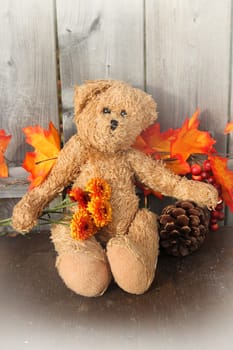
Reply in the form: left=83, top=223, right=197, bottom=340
left=12, top=80, right=218, bottom=297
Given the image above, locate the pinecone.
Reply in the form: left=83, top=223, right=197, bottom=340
left=159, top=200, right=210, bottom=257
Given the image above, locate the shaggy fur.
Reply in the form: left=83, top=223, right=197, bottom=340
left=12, top=80, right=218, bottom=297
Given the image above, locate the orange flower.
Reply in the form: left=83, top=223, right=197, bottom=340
left=70, top=209, right=97, bottom=240
left=68, top=178, right=112, bottom=240
left=68, top=187, right=89, bottom=208
left=87, top=199, right=112, bottom=228
left=85, top=178, right=111, bottom=200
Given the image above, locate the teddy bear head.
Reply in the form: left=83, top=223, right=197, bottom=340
left=74, top=80, right=158, bottom=153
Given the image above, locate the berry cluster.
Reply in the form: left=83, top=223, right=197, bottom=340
left=190, top=160, right=224, bottom=231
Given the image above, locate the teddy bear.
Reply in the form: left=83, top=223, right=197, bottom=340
left=12, top=80, right=218, bottom=297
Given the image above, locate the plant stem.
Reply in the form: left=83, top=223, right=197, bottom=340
left=0, top=218, right=12, bottom=226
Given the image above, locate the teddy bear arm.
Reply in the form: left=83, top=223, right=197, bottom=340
left=12, top=135, right=85, bottom=232
left=128, top=149, right=218, bottom=209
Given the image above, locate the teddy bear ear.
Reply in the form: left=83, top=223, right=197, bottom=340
left=140, top=93, right=158, bottom=127
left=74, top=80, right=114, bottom=117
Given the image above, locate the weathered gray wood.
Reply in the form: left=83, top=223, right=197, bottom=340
left=0, top=0, right=59, bottom=218
left=56, top=0, right=144, bottom=141
left=145, top=0, right=231, bottom=151
left=0, top=167, right=28, bottom=198
left=0, top=198, right=19, bottom=233
left=145, top=0, right=232, bottom=223
left=227, top=9, right=233, bottom=225
left=0, top=0, right=59, bottom=166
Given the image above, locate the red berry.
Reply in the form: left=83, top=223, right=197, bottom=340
left=218, top=212, right=225, bottom=221
left=203, top=160, right=212, bottom=172
left=210, top=223, right=219, bottom=231
left=192, top=174, right=202, bottom=181
left=210, top=218, right=217, bottom=224
left=211, top=210, right=220, bottom=219
left=213, top=183, right=222, bottom=195
left=191, top=164, right=202, bottom=175
left=201, top=171, right=210, bottom=180
left=216, top=203, right=223, bottom=211
left=208, top=176, right=215, bottom=185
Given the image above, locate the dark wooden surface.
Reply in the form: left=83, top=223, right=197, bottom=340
left=0, top=227, right=233, bottom=350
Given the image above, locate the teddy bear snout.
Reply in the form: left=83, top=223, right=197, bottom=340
left=110, top=119, right=119, bottom=131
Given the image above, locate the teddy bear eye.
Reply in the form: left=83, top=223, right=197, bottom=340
left=103, top=107, right=111, bottom=114
left=120, top=109, right=127, bottom=117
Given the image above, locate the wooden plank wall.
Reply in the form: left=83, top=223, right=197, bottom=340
left=1, top=0, right=233, bottom=225
left=56, top=0, right=233, bottom=224
left=0, top=0, right=58, bottom=228
left=56, top=0, right=145, bottom=141
left=145, top=0, right=233, bottom=223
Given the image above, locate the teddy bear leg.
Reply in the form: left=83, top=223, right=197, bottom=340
left=51, top=224, right=112, bottom=297
left=107, top=209, right=159, bottom=295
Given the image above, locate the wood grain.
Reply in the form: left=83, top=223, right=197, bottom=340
left=56, top=0, right=144, bottom=141
left=145, top=0, right=231, bottom=153
left=227, top=5, right=233, bottom=224
left=1, top=1, right=233, bottom=226
left=0, top=0, right=59, bottom=165
left=145, top=0, right=233, bottom=224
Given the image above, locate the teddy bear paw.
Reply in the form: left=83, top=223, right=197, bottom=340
left=12, top=204, right=37, bottom=233
left=107, top=236, right=155, bottom=295
left=56, top=252, right=112, bottom=297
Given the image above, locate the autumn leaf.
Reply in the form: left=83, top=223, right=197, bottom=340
left=0, top=129, right=12, bottom=178
left=187, top=108, right=200, bottom=129
left=224, top=121, right=233, bottom=134
left=133, top=109, right=215, bottom=175
left=133, top=134, right=155, bottom=156
left=170, top=110, right=216, bottom=162
left=209, top=155, right=233, bottom=212
left=135, top=180, right=163, bottom=199
left=134, top=123, right=177, bottom=158
left=164, top=154, right=191, bottom=175
left=23, top=122, right=60, bottom=189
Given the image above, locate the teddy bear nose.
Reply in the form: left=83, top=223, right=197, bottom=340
left=110, top=119, right=119, bottom=131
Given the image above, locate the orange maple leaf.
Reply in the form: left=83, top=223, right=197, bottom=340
left=209, top=155, right=233, bottom=212
left=164, top=154, right=191, bottom=175
left=134, top=123, right=177, bottom=158
left=224, top=121, right=233, bottom=134
left=170, top=109, right=216, bottom=162
left=0, top=129, right=12, bottom=177
left=23, top=122, right=60, bottom=190
left=133, top=109, right=215, bottom=175
left=187, top=108, right=200, bottom=129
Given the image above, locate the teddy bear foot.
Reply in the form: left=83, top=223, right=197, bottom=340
left=107, top=209, right=159, bottom=295
left=107, top=238, right=152, bottom=294
left=56, top=252, right=112, bottom=297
